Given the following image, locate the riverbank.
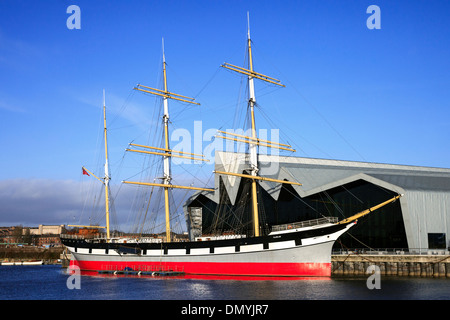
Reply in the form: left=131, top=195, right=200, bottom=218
left=0, top=246, right=63, bottom=265
left=332, top=253, right=450, bottom=277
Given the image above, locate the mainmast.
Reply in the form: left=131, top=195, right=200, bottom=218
left=218, top=13, right=299, bottom=237
left=123, top=39, right=213, bottom=242
left=246, top=14, right=260, bottom=237
left=161, top=40, right=172, bottom=244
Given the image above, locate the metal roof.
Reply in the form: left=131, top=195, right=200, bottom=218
left=211, top=152, right=450, bottom=205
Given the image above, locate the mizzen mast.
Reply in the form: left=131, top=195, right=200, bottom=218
left=123, top=39, right=213, bottom=242
left=70, top=90, right=111, bottom=241
left=103, top=90, right=111, bottom=241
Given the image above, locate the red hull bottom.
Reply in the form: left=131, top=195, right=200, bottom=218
left=70, top=260, right=331, bottom=277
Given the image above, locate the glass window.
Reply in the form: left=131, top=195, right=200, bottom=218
left=428, top=233, right=446, bottom=249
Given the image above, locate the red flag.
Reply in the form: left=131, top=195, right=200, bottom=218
left=82, top=168, right=90, bottom=176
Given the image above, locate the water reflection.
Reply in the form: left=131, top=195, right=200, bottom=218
left=61, top=267, right=450, bottom=300
left=76, top=269, right=331, bottom=281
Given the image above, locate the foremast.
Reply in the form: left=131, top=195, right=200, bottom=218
left=218, top=13, right=299, bottom=237
left=217, top=14, right=402, bottom=237
left=123, top=39, right=214, bottom=242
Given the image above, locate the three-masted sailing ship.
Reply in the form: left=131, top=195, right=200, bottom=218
left=61, top=21, right=401, bottom=277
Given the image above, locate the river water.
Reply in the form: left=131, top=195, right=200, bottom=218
left=0, top=265, right=448, bottom=315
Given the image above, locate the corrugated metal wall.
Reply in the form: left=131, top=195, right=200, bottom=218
left=402, top=191, right=450, bottom=250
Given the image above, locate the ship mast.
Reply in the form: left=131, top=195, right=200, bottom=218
left=246, top=15, right=260, bottom=236
left=103, top=90, right=111, bottom=241
left=162, top=40, right=172, bottom=244
left=218, top=13, right=300, bottom=237
left=70, top=90, right=111, bottom=241
left=123, top=39, right=214, bottom=242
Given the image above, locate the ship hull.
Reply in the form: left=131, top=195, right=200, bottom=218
left=62, top=222, right=354, bottom=277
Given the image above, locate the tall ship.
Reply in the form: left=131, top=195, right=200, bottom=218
left=61, top=19, right=400, bottom=277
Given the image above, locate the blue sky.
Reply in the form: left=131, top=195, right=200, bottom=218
left=1, top=0, right=449, bottom=227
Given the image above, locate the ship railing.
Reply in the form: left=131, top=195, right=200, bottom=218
left=271, top=217, right=339, bottom=232
left=59, top=233, right=126, bottom=240
left=60, top=234, right=87, bottom=240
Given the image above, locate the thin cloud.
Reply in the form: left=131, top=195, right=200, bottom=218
left=66, top=89, right=158, bottom=133
left=0, top=179, right=82, bottom=226
left=0, top=29, right=44, bottom=71
left=0, top=99, right=25, bottom=113
left=0, top=178, right=142, bottom=229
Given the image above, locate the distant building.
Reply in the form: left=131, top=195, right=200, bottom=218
left=184, top=152, right=450, bottom=252
left=28, top=225, right=64, bottom=236
left=0, top=226, right=22, bottom=245
left=28, top=225, right=64, bottom=246
left=0, top=225, right=64, bottom=246
left=32, top=234, right=62, bottom=247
